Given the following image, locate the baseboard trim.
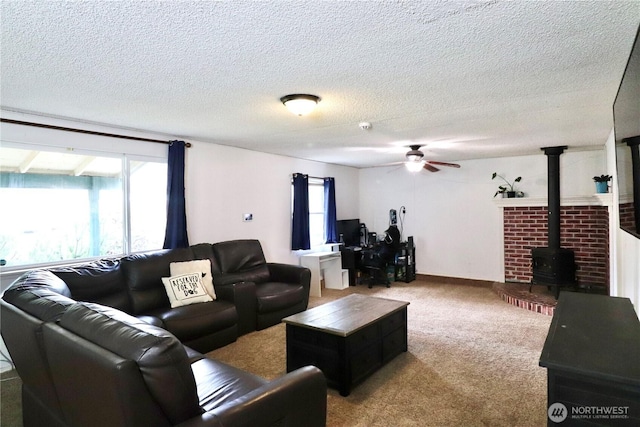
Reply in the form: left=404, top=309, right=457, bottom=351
left=416, top=274, right=493, bottom=288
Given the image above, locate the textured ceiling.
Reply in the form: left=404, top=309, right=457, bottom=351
left=1, top=1, right=639, bottom=168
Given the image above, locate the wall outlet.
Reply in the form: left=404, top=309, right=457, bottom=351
left=243, top=213, right=253, bottom=222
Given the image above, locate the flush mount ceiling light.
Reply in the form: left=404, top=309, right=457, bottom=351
left=280, top=94, right=321, bottom=116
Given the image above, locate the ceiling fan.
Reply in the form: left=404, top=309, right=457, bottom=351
left=404, top=145, right=461, bottom=172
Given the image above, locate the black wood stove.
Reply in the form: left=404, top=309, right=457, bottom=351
left=531, top=146, right=577, bottom=298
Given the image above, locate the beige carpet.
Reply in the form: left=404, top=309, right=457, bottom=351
left=207, top=280, right=552, bottom=427
left=1, top=368, right=21, bottom=427
left=0, top=279, right=552, bottom=427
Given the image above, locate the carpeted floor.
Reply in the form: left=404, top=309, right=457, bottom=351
left=0, top=278, right=552, bottom=426
left=208, top=280, right=552, bottom=426
left=1, top=367, right=21, bottom=427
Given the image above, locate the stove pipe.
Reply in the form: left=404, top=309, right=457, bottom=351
left=542, top=146, right=567, bottom=249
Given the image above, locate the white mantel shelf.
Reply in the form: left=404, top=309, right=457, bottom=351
left=493, top=193, right=613, bottom=208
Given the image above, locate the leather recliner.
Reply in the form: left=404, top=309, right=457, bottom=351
left=1, top=285, right=326, bottom=427
left=1, top=239, right=320, bottom=426
left=212, top=240, right=311, bottom=330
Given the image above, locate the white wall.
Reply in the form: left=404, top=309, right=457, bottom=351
left=606, top=130, right=640, bottom=313
left=0, top=111, right=167, bottom=159
left=184, top=142, right=359, bottom=265
left=359, top=149, right=607, bottom=282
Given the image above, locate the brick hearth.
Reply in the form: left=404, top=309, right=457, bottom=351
left=492, top=282, right=557, bottom=316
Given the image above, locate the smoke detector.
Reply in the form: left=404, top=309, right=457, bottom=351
left=359, top=122, right=372, bottom=130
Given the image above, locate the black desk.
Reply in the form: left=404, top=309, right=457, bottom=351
left=342, top=243, right=416, bottom=285
left=539, top=293, right=640, bottom=426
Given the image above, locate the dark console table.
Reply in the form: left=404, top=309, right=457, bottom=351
left=283, top=294, right=409, bottom=396
left=539, top=293, right=640, bottom=426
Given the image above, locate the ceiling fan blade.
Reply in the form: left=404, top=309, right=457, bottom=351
left=427, top=161, right=461, bottom=168
left=423, top=163, right=440, bottom=172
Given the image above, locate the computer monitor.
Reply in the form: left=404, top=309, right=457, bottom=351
left=336, top=219, right=360, bottom=247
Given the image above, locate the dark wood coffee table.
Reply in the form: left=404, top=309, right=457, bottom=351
left=283, top=294, right=409, bottom=396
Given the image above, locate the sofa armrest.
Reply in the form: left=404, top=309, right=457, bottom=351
left=267, top=263, right=311, bottom=290
left=177, top=366, right=326, bottom=427
left=214, top=281, right=257, bottom=335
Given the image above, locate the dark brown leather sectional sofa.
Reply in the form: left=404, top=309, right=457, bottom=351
left=0, top=239, right=327, bottom=427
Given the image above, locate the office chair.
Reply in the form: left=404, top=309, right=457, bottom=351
left=360, top=225, right=401, bottom=288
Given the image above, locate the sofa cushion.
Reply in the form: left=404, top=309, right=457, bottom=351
left=121, top=248, right=194, bottom=314
left=255, top=282, right=305, bottom=314
left=216, top=265, right=270, bottom=287
left=2, top=270, right=75, bottom=321
left=192, top=357, right=266, bottom=412
left=190, top=243, right=222, bottom=275
left=58, top=302, right=202, bottom=425
left=170, top=259, right=216, bottom=299
left=148, top=300, right=237, bottom=343
left=50, top=259, right=130, bottom=312
left=213, top=240, right=270, bottom=284
left=136, top=314, right=164, bottom=328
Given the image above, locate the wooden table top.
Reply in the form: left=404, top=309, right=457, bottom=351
left=283, top=294, right=409, bottom=337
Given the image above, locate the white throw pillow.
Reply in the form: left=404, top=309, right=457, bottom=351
left=170, top=259, right=216, bottom=300
left=162, top=272, right=213, bottom=308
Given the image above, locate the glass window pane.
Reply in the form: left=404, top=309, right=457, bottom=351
left=0, top=147, right=123, bottom=267
left=309, top=183, right=325, bottom=246
left=130, top=160, right=167, bottom=252
left=308, top=184, right=324, bottom=213
left=309, top=213, right=325, bottom=247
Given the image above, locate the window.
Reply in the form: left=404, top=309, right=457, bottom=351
left=291, top=177, right=326, bottom=249
left=129, top=160, right=167, bottom=252
left=291, top=177, right=325, bottom=248
left=0, top=145, right=167, bottom=269
left=308, top=178, right=325, bottom=248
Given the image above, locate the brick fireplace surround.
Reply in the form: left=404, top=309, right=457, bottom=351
left=497, top=196, right=611, bottom=291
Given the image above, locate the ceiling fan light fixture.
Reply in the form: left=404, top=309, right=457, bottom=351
left=406, top=152, right=423, bottom=162
left=405, top=145, right=424, bottom=162
left=405, top=160, right=425, bottom=172
left=280, top=94, right=321, bottom=116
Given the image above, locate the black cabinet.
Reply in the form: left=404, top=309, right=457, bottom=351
left=539, top=293, right=640, bottom=426
left=394, top=243, right=415, bottom=283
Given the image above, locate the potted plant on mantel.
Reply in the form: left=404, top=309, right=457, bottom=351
left=593, top=174, right=611, bottom=194
left=492, top=172, right=522, bottom=198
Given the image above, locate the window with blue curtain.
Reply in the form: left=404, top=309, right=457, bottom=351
left=291, top=173, right=310, bottom=250
left=324, top=177, right=337, bottom=243
left=163, top=140, right=189, bottom=249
